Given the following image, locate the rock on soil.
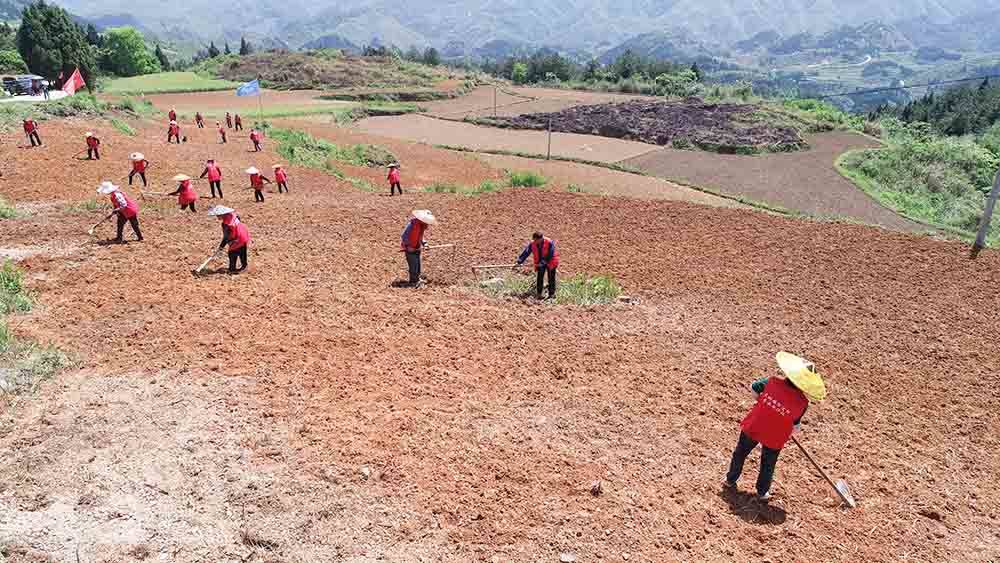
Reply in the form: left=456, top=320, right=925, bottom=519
left=488, top=99, right=806, bottom=153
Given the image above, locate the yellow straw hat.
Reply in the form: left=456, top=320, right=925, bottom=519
left=776, top=352, right=826, bottom=402
left=172, top=174, right=191, bottom=182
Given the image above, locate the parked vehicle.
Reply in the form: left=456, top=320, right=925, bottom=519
left=3, top=74, right=48, bottom=96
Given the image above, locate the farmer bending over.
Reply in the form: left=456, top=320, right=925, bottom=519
left=97, top=181, right=143, bottom=243
left=85, top=132, right=101, bottom=160
left=208, top=205, right=251, bottom=273
left=401, top=210, right=437, bottom=287
left=516, top=231, right=560, bottom=300
left=128, top=153, right=149, bottom=187
left=725, top=352, right=826, bottom=502
left=169, top=174, right=199, bottom=212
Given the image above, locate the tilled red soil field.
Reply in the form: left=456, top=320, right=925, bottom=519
left=422, top=86, right=645, bottom=120
left=2, top=117, right=1000, bottom=562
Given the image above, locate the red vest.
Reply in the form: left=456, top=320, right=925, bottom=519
left=388, top=168, right=400, bottom=183
left=23, top=120, right=36, bottom=133
left=110, top=192, right=138, bottom=219
left=530, top=238, right=560, bottom=271
left=86, top=136, right=99, bottom=148
left=205, top=164, right=222, bottom=181
left=250, top=131, right=261, bottom=142
left=177, top=180, right=198, bottom=205
left=275, top=169, right=287, bottom=182
left=235, top=115, right=242, bottom=124
left=169, top=124, right=180, bottom=135
left=402, top=219, right=426, bottom=251
left=132, top=160, right=147, bottom=172
left=168, top=111, right=177, bottom=121
left=223, top=214, right=250, bottom=250
left=740, top=378, right=808, bottom=450
left=250, top=173, right=264, bottom=189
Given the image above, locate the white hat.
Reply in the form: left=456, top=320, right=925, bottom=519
left=245, top=167, right=259, bottom=174
left=169, top=120, right=177, bottom=125
left=271, top=164, right=283, bottom=169
left=172, top=174, right=191, bottom=182
left=412, top=209, right=437, bottom=225
left=388, top=163, right=400, bottom=168
left=96, top=181, right=120, bottom=195
left=130, top=152, right=144, bottom=161
left=85, top=132, right=93, bottom=137
left=207, top=205, right=234, bottom=216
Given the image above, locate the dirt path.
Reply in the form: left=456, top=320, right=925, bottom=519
left=477, top=153, right=741, bottom=208
left=357, top=113, right=658, bottom=163
left=2, top=118, right=1000, bottom=562
left=623, top=132, right=919, bottom=230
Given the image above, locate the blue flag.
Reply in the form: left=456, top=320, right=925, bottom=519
left=236, top=79, right=260, bottom=97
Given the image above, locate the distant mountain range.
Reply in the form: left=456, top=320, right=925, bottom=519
left=43, top=0, right=1000, bottom=56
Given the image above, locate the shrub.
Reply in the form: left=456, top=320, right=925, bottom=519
left=0, top=196, right=15, bottom=219
left=508, top=170, right=547, bottom=188
left=0, top=260, right=32, bottom=314
left=980, top=122, right=1000, bottom=158
left=110, top=118, right=135, bottom=136
left=425, top=180, right=502, bottom=196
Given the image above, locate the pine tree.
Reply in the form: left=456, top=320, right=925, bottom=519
left=207, top=41, right=220, bottom=58
left=239, top=36, right=252, bottom=56
left=224, top=42, right=231, bottom=55
left=85, top=23, right=101, bottom=47
left=690, top=62, right=704, bottom=82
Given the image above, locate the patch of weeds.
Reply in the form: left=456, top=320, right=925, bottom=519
left=425, top=180, right=502, bottom=196
left=110, top=96, right=156, bottom=117
left=567, top=184, right=587, bottom=193
left=110, top=118, right=136, bottom=136
left=269, top=128, right=396, bottom=170
left=507, top=170, right=547, bottom=188
left=347, top=177, right=378, bottom=192
left=64, top=199, right=103, bottom=214
left=0, top=261, right=32, bottom=314
left=0, top=196, right=16, bottom=219
left=477, top=271, right=623, bottom=305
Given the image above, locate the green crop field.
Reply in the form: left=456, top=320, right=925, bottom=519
left=102, top=72, right=242, bottom=95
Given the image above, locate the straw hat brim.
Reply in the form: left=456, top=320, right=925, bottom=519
left=245, top=167, right=259, bottom=174
left=172, top=174, right=191, bottom=182
left=271, top=164, right=283, bottom=169
left=207, top=205, right=235, bottom=216
left=96, top=182, right=119, bottom=194
left=130, top=152, right=144, bottom=160
left=777, top=351, right=826, bottom=402
left=412, top=209, right=437, bottom=225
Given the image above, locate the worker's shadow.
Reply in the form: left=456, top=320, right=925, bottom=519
left=719, top=486, right=787, bottom=525
left=192, top=267, right=232, bottom=278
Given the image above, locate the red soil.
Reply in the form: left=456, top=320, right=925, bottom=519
left=0, top=114, right=999, bottom=562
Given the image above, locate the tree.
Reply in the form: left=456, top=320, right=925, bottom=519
left=239, top=36, right=252, bottom=56
left=690, top=61, right=704, bottom=82
left=612, top=49, right=642, bottom=79
left=422, top=47, right=440, bottom=66
left=154, top=43, right=170, bottom=71
left=0, top=22, right=16, bottom=51
left=404, top=46, right=421, bottom=62
left=103, top=27, right=160, bottom=77
left=85, top=23, right=101, bottom=47
left=511, top=62, right=528, bottom=85
left=17, top=1, right=96, bottom=87
left=0, top=49, right=27, bottom=73
left=207, top=41, right=220, bottom=58
left=224, top=42, right=231, bottom=55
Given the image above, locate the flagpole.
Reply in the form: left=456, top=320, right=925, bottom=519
left=257, top=75, right=264, bottom=132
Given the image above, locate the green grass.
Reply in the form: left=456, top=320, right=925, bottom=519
left=507, top=170, right=548, bottom=188
left=110, top=118, right=136, bottom=136
left=269, top=128, right=397, bottom=175
left=347, top=177, right=378, bottom=192
left=0, top=196, right=16, bottom=219
left=477, top=271, right=623, bottom=305
left=64, top=199, right=103, bottom=214
left=102, top=72, right=242, bottom=95
left=424, top=180, right=502, bottom=196
left=0, top=261, right=32, bottom=314
left=198, top=102, right=420, bottom=123
left=108, top=96, right=157, bottom=117
left=0, top=93, right=107, bottom=130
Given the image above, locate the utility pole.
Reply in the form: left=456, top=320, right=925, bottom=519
left=972, top=168, right=1000, bottom=256
left=546, top=118, right=552, bottom=161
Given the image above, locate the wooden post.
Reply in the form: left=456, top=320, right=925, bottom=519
left=973, top=169, right=1000, bottom=253
left=547, top=118, right=552, bottom=161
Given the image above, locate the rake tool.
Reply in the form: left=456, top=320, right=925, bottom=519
left=791, top=436, right=857, bottom=508
left=87, top=213, right=113, bottom=236
left=193, top=248, right=222, bottom=274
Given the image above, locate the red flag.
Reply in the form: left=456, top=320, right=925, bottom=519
left=62, top=68, right=85, bottom=95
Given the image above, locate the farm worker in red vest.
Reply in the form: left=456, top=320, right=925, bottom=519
left=167, top=120, right=181, bottom=144
left=208, top=205, right=251, bottom=273
left=387, top=163, right=402, bottom=196
left=97, top=181, right=143, bottom=243
left=225, top=112, right=233, bottom=129
left=85, top=132, right=101, bottom=160
left=23, top=118, right=41, bottom=146
left=272, top=164, right=289, bottom=193
left=168, top=108, right=177, bottom=122
left=195, top=112, right=205, bottom=128
left=234, top=113, right=243, bottom=131
left=217, top=121, right=227, bottom=144
left=725, top=352, right=827, bottom=502
left=516, top=231, right=560, bottom=299
left=400, top=209, right=436, bottom=287
left=169, top=174, right=199, bottom=212
left=249, top=129, right=262, bottom=152
left=200, top=159, right=224, bottom=198
left=128, top=152, right=149, bottom=187
left=246, top=167, right=271, bottom=202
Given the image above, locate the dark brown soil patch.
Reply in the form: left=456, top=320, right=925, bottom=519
left=485, top=99, right=807, bottom=153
